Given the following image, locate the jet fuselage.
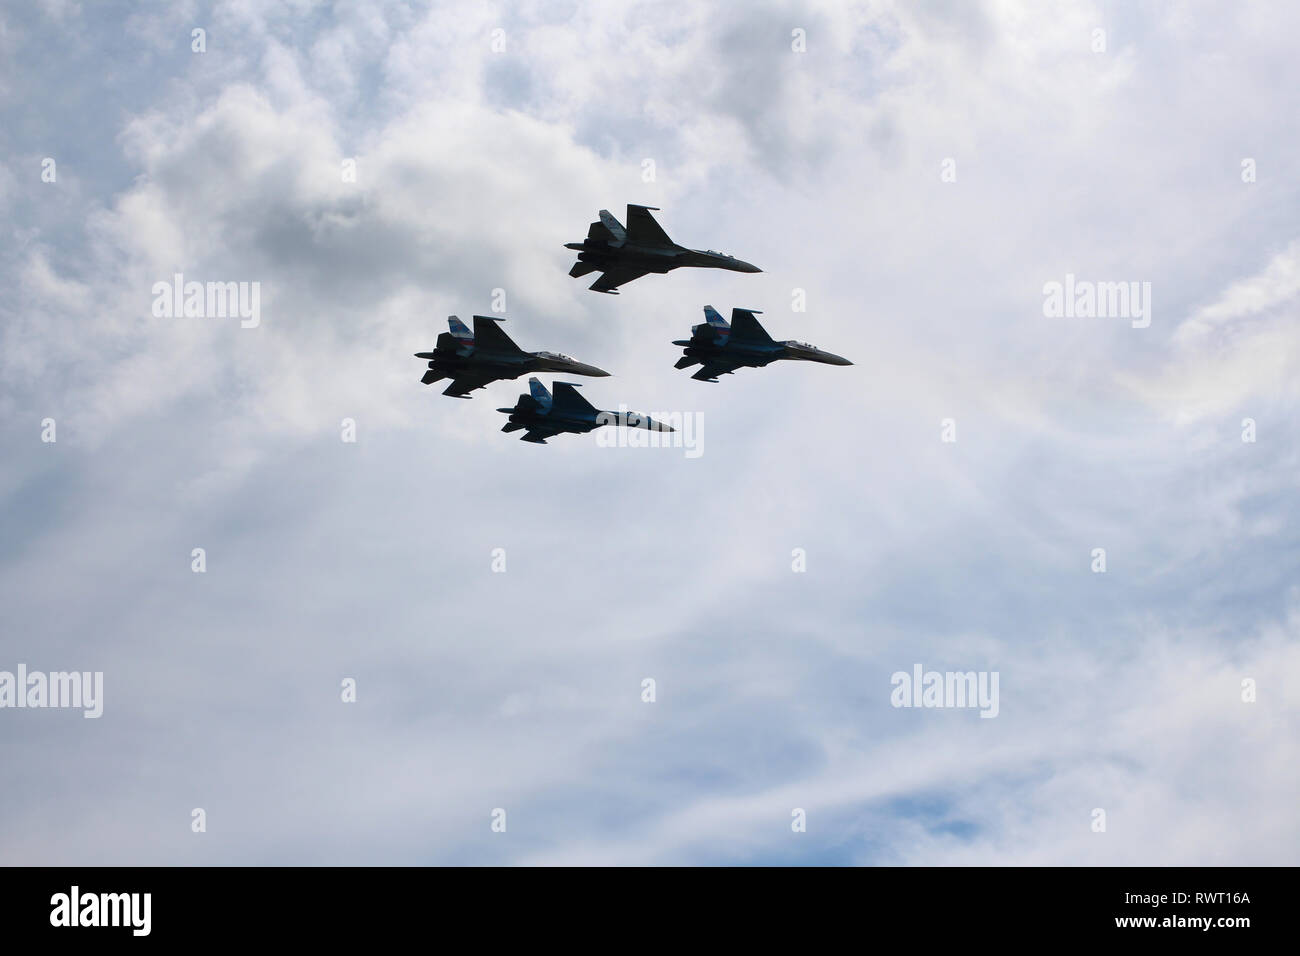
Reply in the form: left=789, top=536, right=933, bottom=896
left=672, top=337, right=853, bottom=369
left=421, top=347, right=607, bottom=381
left=564, top=240, right=761, bottom=277
left=497, top=379, right=675, bottom=443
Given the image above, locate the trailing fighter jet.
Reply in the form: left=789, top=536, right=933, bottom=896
left=496, top=377, right=675, bottom=444
left=672, top=306, right=853, bottom=382
left=564, top=204, right=761, bottom=294
left=414, top=315, right=609, bottom=398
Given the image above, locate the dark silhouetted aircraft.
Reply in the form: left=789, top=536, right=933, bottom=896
left=672, top=306, right=853, bottom=382
left=415, top=315, right=608, bottom=398
left=565, top=204, right=761, bottom=294
left=497, top=377, right=675, bottom=444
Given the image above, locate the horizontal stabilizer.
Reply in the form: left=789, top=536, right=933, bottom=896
left=674, top=356, right=700, bottom=369
left=421, top=369, right=444, bottom=385
left=569, top=261, right=598, bottom=278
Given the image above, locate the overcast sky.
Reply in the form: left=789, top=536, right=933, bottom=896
left=1, top=0, right=1297, bottom=865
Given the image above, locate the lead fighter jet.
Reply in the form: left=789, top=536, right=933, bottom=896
left=672, top=306, right=853, bottom=382
left=564, top=204, right=762, bottom=294
left=497, top=377, right=675, bottom=444
left=415, top=315, right=609, bottom=398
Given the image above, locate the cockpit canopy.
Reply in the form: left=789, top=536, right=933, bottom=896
left=536, top=351, right=575, bottom=362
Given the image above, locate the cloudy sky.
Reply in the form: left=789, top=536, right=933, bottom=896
left=1, top=0, right=1297, bottom=865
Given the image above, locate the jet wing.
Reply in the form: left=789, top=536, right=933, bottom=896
left=624, top=205, right=673, bottom=246
left=472, top=316, right=522, bottom=354
left=441, top=370, right=499, bottom=398
left=520, top=424, right=561, bottom=444
left=690, top=358, right=742, bottom=382
left=589, top=265, right=651, bottom=294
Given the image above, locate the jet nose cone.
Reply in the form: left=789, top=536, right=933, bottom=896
left=823, top=352, right=853, bottom=366
left=569, top=362, right=610, bottom=377
left=633, top=416, right=674, bottom=432
left=736, top=260, right=762, bottom=273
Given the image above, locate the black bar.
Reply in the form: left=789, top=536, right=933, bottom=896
left=0, top=866, right=1280, bottom=942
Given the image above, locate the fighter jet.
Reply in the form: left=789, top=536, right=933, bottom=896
left=497, top=377, right=675, bottom=444
left=414, top=315, right=609, bottom=398
left=565, top=204, right=761, bottom=294
left=672, top=306, right=853, bottom=382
